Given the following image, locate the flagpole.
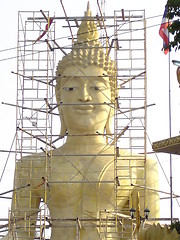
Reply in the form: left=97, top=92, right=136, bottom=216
left=168, top=17, right=173, bottom=224
left=159, top=4, right=173, bottom=223
left=169, top=51, right=173, bottom=225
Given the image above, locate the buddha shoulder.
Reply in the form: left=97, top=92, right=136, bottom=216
left=16, top=152, right=46, bottom=177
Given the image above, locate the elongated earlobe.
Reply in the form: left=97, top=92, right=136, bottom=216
left=105, top=108, right=114, bottom=136
left=55, top=86, right=67, bottom=137
left=59, top=109, right=67, bottom=137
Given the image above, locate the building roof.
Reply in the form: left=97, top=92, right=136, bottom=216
left=152, top=135, right=180, bottom=155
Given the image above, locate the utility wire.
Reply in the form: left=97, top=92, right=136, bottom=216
left=0, top=13, right=163, bottom=53
left=0, top=14, right=170, bottom=62
left=0, top=21, right=162, bottom=62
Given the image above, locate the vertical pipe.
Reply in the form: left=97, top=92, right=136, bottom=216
left=8, top=209, right=10, bottom=240
left=99, top=211, right=101, bottom=238
left=28, top=214, right=31, bottom=237
left=113, top=11, right=118, bottom=210
left=40, top=209, right=42, bottom=240
left=43, top=13, right=50, bottom=240
left=76, top=218, right=80, bottom=240
left=144, top=10, right=148, bottom=212
left=29, top=191, right=32, bottom=237
left=16, top=12, right=20, bottom=164
left=168, top=40, right=173, bottom=223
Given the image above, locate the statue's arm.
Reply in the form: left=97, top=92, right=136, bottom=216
left=10, top=160, right=42, bottom=239
left=131, top=157, right=160, bottom=219
left=145, top=158, right=160, bottom=218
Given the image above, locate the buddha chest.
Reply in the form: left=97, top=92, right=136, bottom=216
left=46, top=154, right=114, bottom=217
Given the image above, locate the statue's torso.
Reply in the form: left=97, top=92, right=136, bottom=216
left=28, top=144, right=115, bottom=239
left=49, top=155, right=114, bottom=213
left=16, top=143, right=158, bottom=240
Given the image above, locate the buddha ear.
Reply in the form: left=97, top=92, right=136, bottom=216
left=105, top=87, right=119, bottom=142
left=59, top=109, right=67, bottom=137
left=55, top=85, right=67, bottom=137
left=105, top=107, right=114, bottom=136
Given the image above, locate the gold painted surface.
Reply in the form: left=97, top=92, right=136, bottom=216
left=139, top=223, right=180, bottom=240
left=4, top=3, right=160, bottom=240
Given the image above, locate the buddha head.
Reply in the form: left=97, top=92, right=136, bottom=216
left=55, top=3, right=116, bottom=137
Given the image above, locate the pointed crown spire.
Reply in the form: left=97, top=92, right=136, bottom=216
left=85, top=1, right=91, bottom=16
left=76, top=1, right=99, bottom=44
left=56, top=2, right=115, bottom=82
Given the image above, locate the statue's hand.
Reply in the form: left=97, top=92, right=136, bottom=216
left=139, top=223, right=180, bottom=240
left=1, top=234, right=13, bottom=240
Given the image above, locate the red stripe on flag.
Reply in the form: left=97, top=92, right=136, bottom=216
left=34, top=17, right=54, bottom=44
left=159, top=6, right=170, bottom=54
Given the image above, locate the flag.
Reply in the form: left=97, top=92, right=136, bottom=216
left=34, top=17, right=54, bottom=44
left=159, top=5, right=170, bottom=54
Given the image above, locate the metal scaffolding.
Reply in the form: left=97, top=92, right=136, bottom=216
left=114, top=9, right=147, bottom=217
left=3, top=8, right=150, bottom=240
left=13, top=10, right=55, bottom=240
left=16, top=10, right=56, bottom=157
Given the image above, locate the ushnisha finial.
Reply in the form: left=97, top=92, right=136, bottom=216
left=85, top=1, right=91, bottom=16
left=56, top=3, right=115, bottom=82
left=76, top=1, right=99, bottom=43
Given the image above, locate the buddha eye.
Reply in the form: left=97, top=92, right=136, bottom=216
left=90, top=86, right=106, bottom=91
left=94, top=86, right=100, bottom=91
left=63, top=87, right=78, bottom=91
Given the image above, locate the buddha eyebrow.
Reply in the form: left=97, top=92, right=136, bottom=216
left=61, top=75, right=106, bottom=78
left=82, top=75, right=109, bottom=82
left=89, top=77, right=109, bottom=85
left=61, top=75, right=109, bottom=86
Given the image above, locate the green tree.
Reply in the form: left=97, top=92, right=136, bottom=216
left=166, top=0, right=180, bottom=51
left=170, top=220, right=180, bottom=234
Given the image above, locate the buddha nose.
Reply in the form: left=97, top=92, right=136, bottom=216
left=79, top=85, right=92, bottom=101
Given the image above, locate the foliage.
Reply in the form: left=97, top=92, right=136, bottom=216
left=166, top=0, right=180, bottom=51
left=170, top=220, right=180, bottom=234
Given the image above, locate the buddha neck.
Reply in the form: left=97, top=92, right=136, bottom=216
left=65, top=134, right=107, bottom=146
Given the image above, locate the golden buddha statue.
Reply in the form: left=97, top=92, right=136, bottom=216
left=139, top=223, right=179, bottom=240
left=4, top=3, right=160, bottom=240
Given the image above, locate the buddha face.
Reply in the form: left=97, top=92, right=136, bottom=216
left=59, top=65, right=112, bottom=134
